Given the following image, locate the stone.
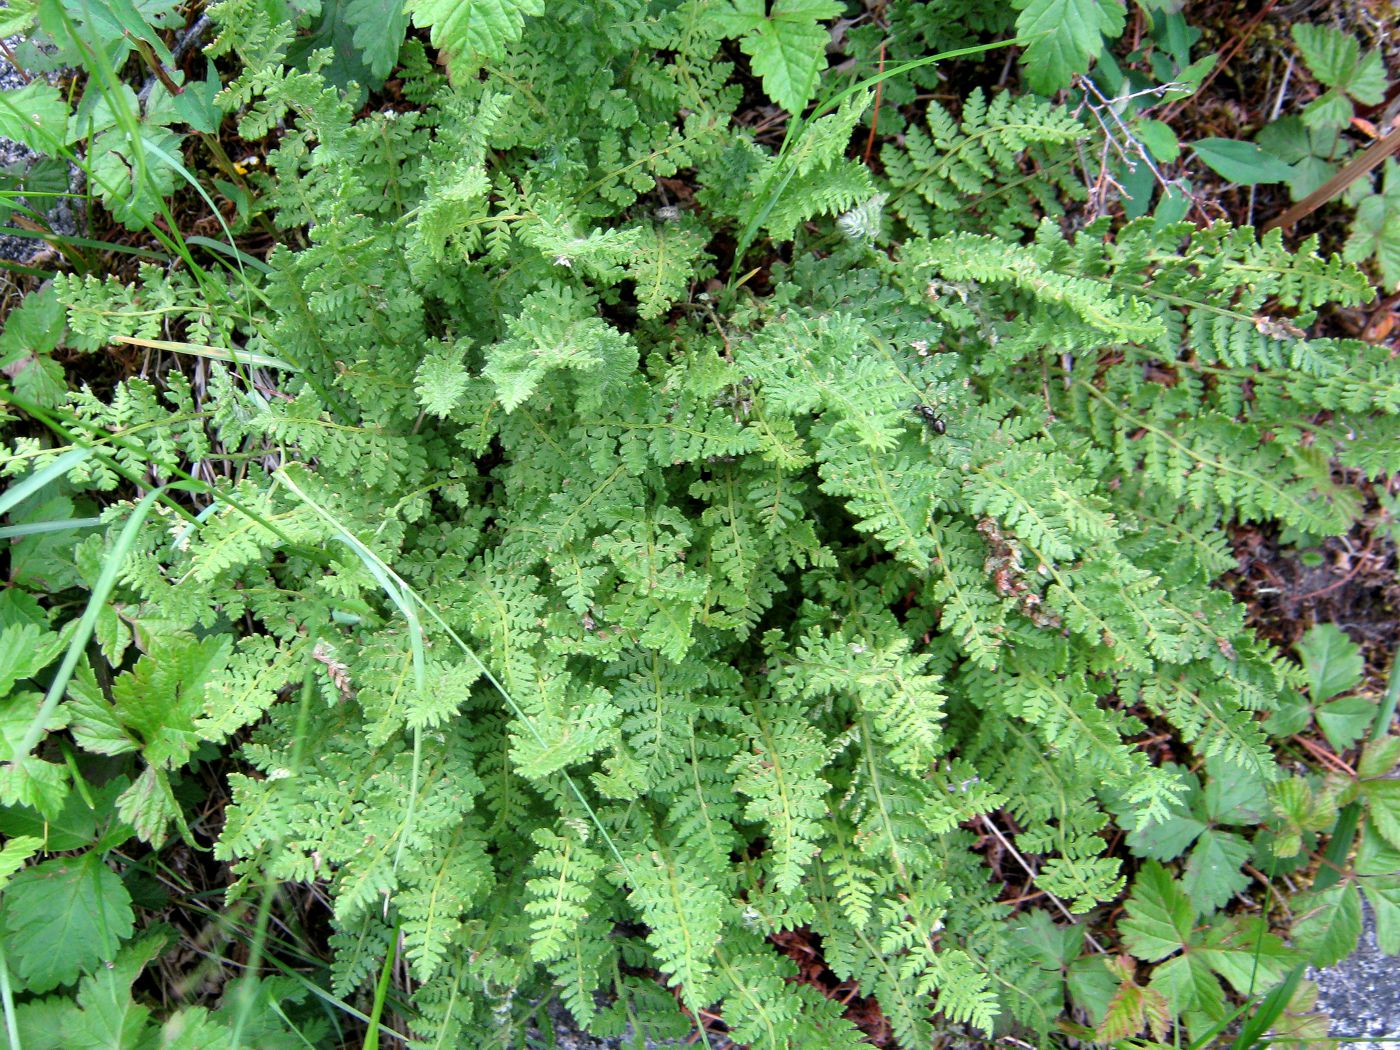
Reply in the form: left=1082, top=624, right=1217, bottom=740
left=1311, top=902, right=1400, bottom=1049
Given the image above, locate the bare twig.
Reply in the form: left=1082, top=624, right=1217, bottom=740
left=1292, top=734, right=1356, bottom=777
left=1265, top=121, right=1400, bottom=233
left=1071, top=76, right=1188, bottom=220
left=137, top=14, right=214, bottom=106
left=980, top=816, right=1106, bottom=952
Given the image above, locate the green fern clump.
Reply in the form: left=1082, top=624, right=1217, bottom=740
left=3, top=0, right=1399, bottom=1047
left=881, top=89, right=1089, bottom=239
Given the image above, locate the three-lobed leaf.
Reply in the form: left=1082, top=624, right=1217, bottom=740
left=1290, top=23, right=1388, bottom=131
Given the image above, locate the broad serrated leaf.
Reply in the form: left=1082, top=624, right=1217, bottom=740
left=1195, top=915, right=1295, bottom=995
left=1067, top=955, right=1118, bottom=1024
left=87, top=124, right=184, bottom=229
left=1009, top=909, right=1085, bottom=970
left=1120, top=861, right=1194, bottom=962
left=1364, top=778, right=1400, bottom=850
left=1294, top=623, right=1363, bottom=703
left=1359, top=735, right=1400, bottom=780
left=1302, top=90, right=1354, bottom=132
left=0, top=852, right=135, bottom=992
left=1013, top=0, right=1126, bottom=94
left=405, top=0, right=544, bottom=80
left=1203, top=753, right=1269, bottom=824
left=0, top=775, right=132, bottom=853
left=1150, top=951, right=1223, bottom=1016
left=342, top=0, right=409, bottom=79
left=1182, top=829, right=1251, bottom=912
left=0, top=624, right=62, bottom=699
left=108, top=635, right=231, bottom=770
left=11, top=354, right=67, bottom=409
left=9, top=996, right=75, bottom=1050
left=1317, top=694, right=1376, bottom=752
left=0, top=80, right=69, bottom=153
left=715, top=0, right=841, bottom=115
left=1127, top=806, right=1206, bottom=861
left=0, top=834, right=42, bottom=890
left=1266, top=775, right=1341, bottom=861
left=149, top=1006, right=234, bottom=1049
left=0, top=753, right=69, bottom=820
left=1361, top=874, right=1400, bottom=955
left=0, top=287, right=65, bottom=369
left=115, top=765, right=183, bottom=847
left=1355, top=833, right=1400, bottom=957
left=56, top=935, right=169, bottom=1049
left=0, top=0, right=37, bottom=35
left=1097, top=958, right=1170, bottom=1042
left=1291, top=880, right=1362, bottom=967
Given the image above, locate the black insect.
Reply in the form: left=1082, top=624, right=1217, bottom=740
left=911, top=404, right=946, bottom=435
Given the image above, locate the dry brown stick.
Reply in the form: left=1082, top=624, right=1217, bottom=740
left=862, top=40, right=886, bottom=166
left=1264, top=122, right=1400, bottom=233
left=1292, top=733, right=1356, bottom=777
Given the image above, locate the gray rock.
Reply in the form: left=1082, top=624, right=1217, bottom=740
left=1311, top=903, right=1400, bottom=1049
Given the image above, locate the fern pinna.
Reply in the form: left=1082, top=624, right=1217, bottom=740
left=4, top=0, right=1398, bottom=1046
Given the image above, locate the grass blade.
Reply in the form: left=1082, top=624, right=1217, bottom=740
left=361, top=923, right=401, bottom=1050
left=0, top=938, right=19, bottom=1050
left=0, top=516, right=101, bottom=540
left=185, top=236, right=273, bottom=274
left=0, top=448, right=92, bottom=519
left=112, top=335, right=300, bottom=372
left=1225, top=966, right=1306, bottom=1050
left=15, top=486, right=165, bottom=756
left=0, top=224, right=168, bottom=260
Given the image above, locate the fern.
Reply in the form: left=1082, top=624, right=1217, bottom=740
left=882, top=89, right=1089, bottom=239
left=4, top=1, right=1397, bottom=1046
